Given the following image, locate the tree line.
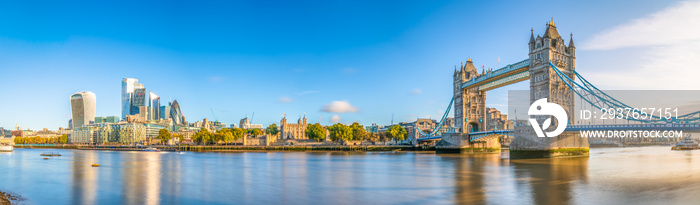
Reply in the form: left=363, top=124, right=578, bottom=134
left=12, top=123, right=408, bottom=146
left=14, top=134, right=68, bottom=144
left=188, top=127, right=267, bottom=145
left=303, top=122, right=407, bottom=142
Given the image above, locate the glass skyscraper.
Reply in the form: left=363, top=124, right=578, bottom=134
left=131, top=88, right=148, bottom=116
left=121, top=78, right=143, bottom=119
left=70, top=91, right=96, bottom=128
left=160, top=105, right=171, bottom=120
left=149, top=92, right=160, bottom=120
left=170, top=100, right=184, bottom=125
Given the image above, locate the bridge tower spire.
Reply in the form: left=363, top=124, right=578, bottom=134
left=453, top=56, right=485, bottom=134
left=510, top=20, right=588, bottom=158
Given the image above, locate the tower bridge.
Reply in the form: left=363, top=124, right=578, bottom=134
left=413, top=19, right=700, bottom=158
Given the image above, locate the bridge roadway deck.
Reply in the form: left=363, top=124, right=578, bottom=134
left=418, top=123, right=700, bottom=141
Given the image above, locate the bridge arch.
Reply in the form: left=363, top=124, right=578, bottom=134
left=468, top=122, right=479, bottom=132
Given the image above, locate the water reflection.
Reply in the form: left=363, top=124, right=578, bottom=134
left=160, top=152, right=182, bottom=204
left=511, top=156, right=588, bottom=205
left=440, top=154, right=489, bottom=204
left=2, top=147, right=700, bottom=205
left=70, top=151, right=98, bottom=205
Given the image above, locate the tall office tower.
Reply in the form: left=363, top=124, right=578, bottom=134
left=170, top=100, right=184, bottom=125
left=149, top=92, right=160, bottom=120
left=160, top=105, right=171, bottom=120
left=131, top=88, right=148, bottom=116
left=70, top=91, right=96, bottom=128
left=121, top=78, right=144, bottom=119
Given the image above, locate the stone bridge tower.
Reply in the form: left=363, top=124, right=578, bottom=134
left=510, top=19, right=589, bottom=158
left=528, top=20, right=576, bottom=124
left=453, top=58, right=486, bottom=134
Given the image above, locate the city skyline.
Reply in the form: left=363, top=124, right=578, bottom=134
left=2, top=0, right=700, bottom=130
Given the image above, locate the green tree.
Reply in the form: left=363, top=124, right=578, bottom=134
left=350, top=122, right=367, bottom=141
left=305, top=123, right=326, bottom=141
left=386, top=125, right=407, bottom=141
left=266, top=124, right=279, bottom=135
left=367, top=132, right=380, bottom=142
left=248, top=128, right=263, bottom=136
left=216, top=128, right=235, bottom=144
left=59, top=134, right=68, bottom=144
left=193, top=128, right=212, bottom=145
left=212, top=132, right=223, bottom=144
left=173, top=134, right=184, bottom=143
left=206, top=132, right=217, bottom=144
left=157, top=129, right=172, bottom=145
left=231, top=128, right=246, bottom=141
left=328, top=123, right=352, bottom=142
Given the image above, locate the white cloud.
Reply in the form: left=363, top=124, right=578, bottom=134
left=579, top=0, right=700, bottom=89
left=409, top=88, right=422, bottom=95
left=277, top=97, right=293, bottom=103
left=582, top=1, right=700, bottom=50
left=321, top=101, right=360, bottom=113
left=330, top=115, right=342, bottom=123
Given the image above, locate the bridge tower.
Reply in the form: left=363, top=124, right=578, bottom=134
left=510, top=19, right=589, bottom=158
left=453, top=58, right=486, bottom=134
left=528, top=20, right=576, bottom=122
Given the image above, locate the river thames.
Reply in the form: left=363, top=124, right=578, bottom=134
left=1, top=147, right=699, bottom=205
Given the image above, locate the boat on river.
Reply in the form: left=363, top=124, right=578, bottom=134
left=141, top=147, right=160, bottom=152
left=40, top=152, right=62, bottom=156
left=0, top=143, right=12, bottom=152
left=671, top=136, right=699, bottom=150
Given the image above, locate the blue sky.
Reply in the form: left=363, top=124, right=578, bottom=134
left=1, top=0, right=697, bottom=130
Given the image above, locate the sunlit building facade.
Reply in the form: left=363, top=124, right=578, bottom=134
left=170, top=100, right=184, bottom=125
left=145, top=123, right=167, bottom=139
left=131, top=88, right=148, bottom=116
left=113, top=123, right=147, bottom=145
left=70, top=91, right=96, bottom=129
left=95, top=116, right=119, bottom=124
left=160, top=105, right=171, bottom=120
left=71, top=126, right=95, bottom=144
left=121, top=78, right=143, bottom=120
left=149, top=92, right=160, bottom=121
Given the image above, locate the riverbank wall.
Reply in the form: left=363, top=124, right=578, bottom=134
left=13, top=144, right=436, bottom=152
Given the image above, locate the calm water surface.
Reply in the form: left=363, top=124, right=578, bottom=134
left=1, top=147, right=700, bottom=205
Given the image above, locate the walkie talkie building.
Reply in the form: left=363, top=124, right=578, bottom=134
left=70, top=91, right=96, bottom=128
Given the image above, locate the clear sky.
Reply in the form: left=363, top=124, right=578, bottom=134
left=1, top=0, right=698, bottom=130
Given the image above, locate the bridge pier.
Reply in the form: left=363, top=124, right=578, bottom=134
left=436, top=133, right=501, bottom=154
left=509, top=127, right=589, bottom=159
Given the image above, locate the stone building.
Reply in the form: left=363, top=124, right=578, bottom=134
left=398, top=117, right=456, bottom=141
left=280, top=115, right=307, bottom=140
left=484, top=107, right=514, bottom=131
left=453, top=57, right=486, bottom=133
left=239, top=117, right=263, bottom=129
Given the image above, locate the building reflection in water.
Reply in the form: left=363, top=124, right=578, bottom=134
left=442, top=152, right=588, bottom=204
left=70, top=150, right=98, bottom=205
left=510, top=155, right=589, bottom=205
left=19, top=147, right=700, bottom=204
left=121, top=152, right=162, bottom=205
left=161, top=152, right=182, bottom=204
left=441, top=153, right=490, bottom=204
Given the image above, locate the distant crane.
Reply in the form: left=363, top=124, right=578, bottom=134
left=210, top=108, right=219, bottom=123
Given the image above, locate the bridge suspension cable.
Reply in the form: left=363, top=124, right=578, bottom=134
left=550, top=62, right=700, bottom=124
left=416, top=97, right=454, bottom=138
